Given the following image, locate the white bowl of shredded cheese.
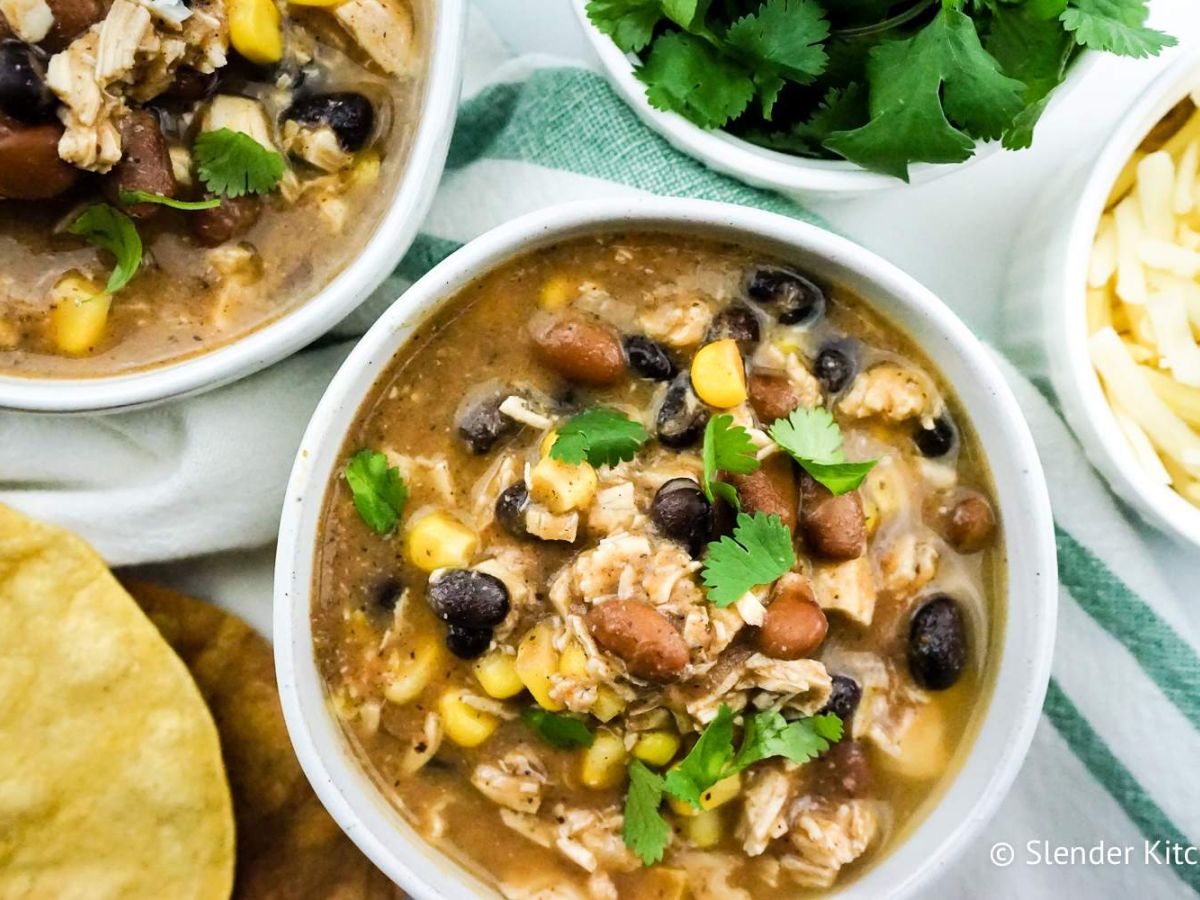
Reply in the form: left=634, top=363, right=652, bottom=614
left=1013, top=47, right=1200, bottom=548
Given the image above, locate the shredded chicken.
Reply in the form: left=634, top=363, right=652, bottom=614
left=281, top=121, right=354, bottom=173
left=737, top=766, right=793, bottom=856
left=670, top=852, right=753, bottom=900
left=812, top=556, right=877, bottom=626
left=820, top=649, right=925, bottom=756
left=838, top=363, right=937, bottom=423
left=333, top=0, right=418, bottom=76
left=587, top=482, right=639, bottom=536
left=471, top=749, right=547, bottom=814
left=401, top=711, right=443, bottom=774
left=782, top=799, right=879, bottom=889
left=0, top=0, right=52, bottom=43
left=499, top=805, right=635, bottom=875
left=878, top=533, right=939, bottom=598
left=639, top=293, right=713, bottom=349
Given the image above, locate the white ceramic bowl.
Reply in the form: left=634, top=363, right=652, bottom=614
left=570, top=0, right=1099, bottom=198
left=0, top=0, right=466, bottom=414
left=275, top=198, right=1058, bottom=899
left=1004, top=46, right=1200, bottom=550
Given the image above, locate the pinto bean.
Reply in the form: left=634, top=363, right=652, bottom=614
left=757, top=573, right=827, bottom=659
left=939, top=492, right=996, bottom=554
left=191, top=195, right=262, bottom=247
left=530, top=314, right=625, bottom=386
left=748, top=372, right=800, bottom=425
left=103, top=110, right=176, bottom=217
left=0, top=113, right=79, bottom=199
left=585, top=599, right=689, bottom=682
left=799, top=472, right=865, bottom=559
left=43, top=0, right=106, bottom=50
left=729, top=454, right=797, bottom=532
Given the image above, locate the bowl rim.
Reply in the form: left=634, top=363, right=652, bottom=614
left=1052, top=44, right=1200, bottom=549
left=274, top=197, right=1058, bottom=900
left=0, top=0, right=467, bottom=414
left=568, top=0, right=1100, bottom=196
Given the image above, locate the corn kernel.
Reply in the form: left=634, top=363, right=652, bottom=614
left=228, top=0, right=282, bottom=64
left=439, top=690, right=498, bottom=748
left=631, top=731, right=680, bottom=767
left=539, top=276, right=574, bottom=310
left=558, top=641, right=589, bottom=679
left=515, top=623, right=563, bottom=710
left=383, top=639, right=442, bottom=706
left=288, top=0, right=345, bottom=7
left=529, top=456, right=597, bottom=513
left=349, top=150, right=381, bottom=187
left=49, top=274, right=109, bottom=356
left=863, top=498, right=880, bottom=538
left=581, top=729, right=627, bottom=789
left=539, top=430, right=558, bottom=458
left=590, top=686, right=626, bottom=723
left=878, top=701, right=947, bottom=782
left=668, top=772, right=741, bottom=815
left=473, top=650, right=524, bottom=700
left=690, top=339, right=747, bottom=408
left=405, top=512, right=477, bottom=571
left=683, top=808, right=723, bottom=848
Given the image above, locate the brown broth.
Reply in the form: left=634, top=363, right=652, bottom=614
left=313, top=233, right=1004, bottom=899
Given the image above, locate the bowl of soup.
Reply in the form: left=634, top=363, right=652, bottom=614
left=275, top=198, right=1057, bottom=899
left=0, top=0, right=465, bottom=412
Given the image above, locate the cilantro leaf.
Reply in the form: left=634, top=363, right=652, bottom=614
left=769, top=407, right=876, bottom=496
left=701, top=511, right=796, bottom=607
left=824, top=8, right=1025, bottom=180
left=522, top=708, right=594, bottom=749
left=664, top=704, right=735, bottom=806
left=118, top=190, right=222, bottom=211
left=661, top=0, right=710, bottom=31
left=549, top=408, right=648, bottom=468
left=701, top=414, right=759, bottom=508
left=730, top=710, right=843, bottom=773
left=637, top=31, right=756, bottom=130
left=344, top=450, right=408, bottom=535
left=67, top=204, right=142, bottom=295
left=194, top=129, right=285, bottom=199
left=623, top=760, right=671, bottom=866
left=725, top=0, right=829, bottom=85
left=1060, top=0, right=1175, bottom=59
left=586, top=0, right=662, bottom=53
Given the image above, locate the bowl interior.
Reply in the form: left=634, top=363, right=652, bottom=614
left=275, top=199, right=1058, bottom=900
left=1054, top=48, right=1200, bottom=548
left=0, top=0, right=467, bottom=414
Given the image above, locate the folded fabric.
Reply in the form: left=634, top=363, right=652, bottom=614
left=2, top=11, right=1197, bottom=898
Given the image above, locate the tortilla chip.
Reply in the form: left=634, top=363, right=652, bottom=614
left=123, top=581, right=406, bottom=900
left=0, top=505, right=235, bottom=900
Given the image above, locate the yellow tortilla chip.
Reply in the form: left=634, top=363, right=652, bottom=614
left=0, top=505, right=235, bottom=900
left=124, top=582, right=405, bottom=900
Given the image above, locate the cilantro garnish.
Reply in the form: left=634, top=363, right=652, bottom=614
left=67, top=204, right=142, bottom=295
left=344, top=450, right=408, bottom=535
left=620, top=705, right=842, bottom=864
left=700, top=511, right=796, bottom=607
left=118, top=189, right=222, bottom=211
left=768, top=407, right=876, bottom=496
left=586, top=0, right=1173, bottom=180
left=194, top=129, right=285, bottom=199
left=623, top=760, right=671, bottom=866
left=701, top=414, right=760, bottom=509
left=521, top=708, right=594, bottom=749
left=549, top=408, right=648, bottom=468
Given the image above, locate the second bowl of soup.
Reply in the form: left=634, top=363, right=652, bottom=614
left=275, top=199, right=1057, bottom=899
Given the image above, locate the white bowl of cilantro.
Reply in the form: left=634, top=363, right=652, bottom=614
left=275, top=197, right=1058, bottom=899
left=572, top=0, right=1174, bottom=194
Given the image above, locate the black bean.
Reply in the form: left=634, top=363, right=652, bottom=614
left=624, top=334, right=676, bottom=382
left=706, top=303, right=760, bottom=346
left=914, top=415, right=956, bottom=458
left=427, top=569, right=510, bottom=629
left=908, top=595, right=967, bottom=690
left=495, top=482, right=530, bottom=538
left=651, top=478, right=713, bottom=556
left=819, top=674, right=862, bottom=725
left=456, top=389, right=516, bottom=455
left=814, top=340, right=857, bottom=394
left=445, top=625, right=493, bottom=659
left=372, top=576, right=404, bottom=612
left=283, top=91, right=375, bottom=151
left=745, top=266, right=826, bottom=326
left=656, top=373, right=709, bottom=448
left=0, top=42, right=55, bottom=124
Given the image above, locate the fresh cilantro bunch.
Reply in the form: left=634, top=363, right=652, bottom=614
left=622, top=704, right=843, bottom=864
left=587, top=0, right=1175, bottom=179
